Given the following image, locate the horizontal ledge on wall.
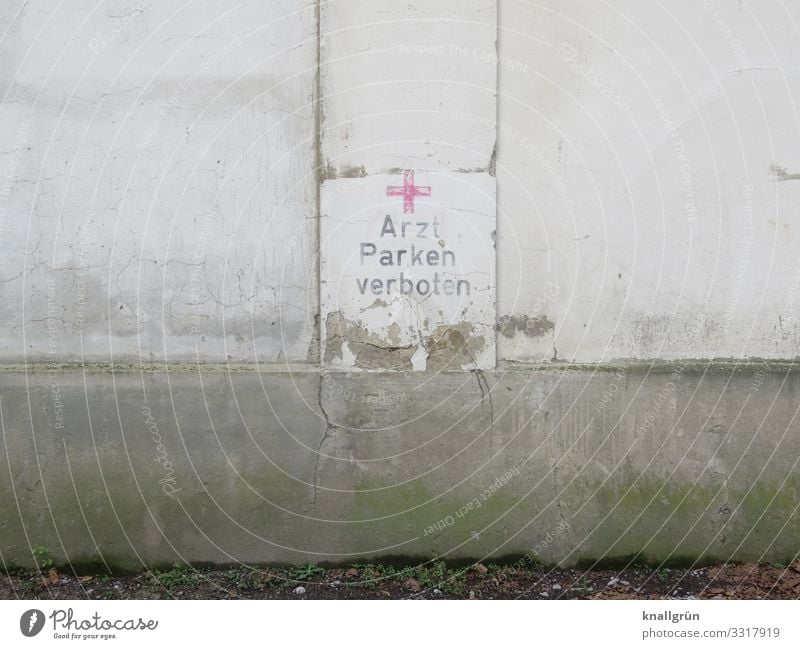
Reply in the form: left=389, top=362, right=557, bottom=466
left=1, top=359, right=799, bottom=375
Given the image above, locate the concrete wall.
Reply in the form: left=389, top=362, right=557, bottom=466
left=497, top=0, right=800, bottom=363
left=1, top=0, right=799, bottom=569
left=2, top=364, right=798, bottom=570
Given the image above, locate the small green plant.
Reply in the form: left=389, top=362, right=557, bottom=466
left=154, top=564, right=201, bottom=589
left=228, top=567, right=254, bottom=589
left=347, top=563, right=399, bottom=588
left=657, top=568, right=671, bottom=583
left=440, top=566, right=468, bottom=594
left=32, top=545, right=53, bottom=571
left=389, top=565, right=415, bottom=581
left=417, top=560, right=448, bottom=589
left=289, top=563, right=325, bottom=581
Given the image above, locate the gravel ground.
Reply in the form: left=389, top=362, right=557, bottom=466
left=3, top=561, right=800, bottom=600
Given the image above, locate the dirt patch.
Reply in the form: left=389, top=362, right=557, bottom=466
left=3, top=561, right=800, bottom=600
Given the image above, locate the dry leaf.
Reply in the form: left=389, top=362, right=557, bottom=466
left=403, top=577, right=420, bottom=592
left=252, top=572, right=272, bottom=588
left=474, top=563, right=488, bottom=575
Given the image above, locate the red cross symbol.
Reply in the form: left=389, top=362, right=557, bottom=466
left=386, top=170, right=431, bottom=214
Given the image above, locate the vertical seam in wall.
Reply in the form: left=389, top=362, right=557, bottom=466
left=313, top=0, right=323, bottom=367
left=493, top=0, right=500, bottom=368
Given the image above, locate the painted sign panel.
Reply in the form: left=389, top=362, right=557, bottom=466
left=321, top=170, right=495, bottom=370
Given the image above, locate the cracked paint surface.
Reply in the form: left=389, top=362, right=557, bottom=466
left=0, top=1, right=318, bottom=364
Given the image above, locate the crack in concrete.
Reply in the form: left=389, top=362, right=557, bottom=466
left=472, top=368, right=494, bottom=429
left=310, top=372, right=334, bottom=505
left=311, top=0, right=323, bottom=368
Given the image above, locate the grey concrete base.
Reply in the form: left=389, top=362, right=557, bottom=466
left=1, top=362, right=799, bottom=570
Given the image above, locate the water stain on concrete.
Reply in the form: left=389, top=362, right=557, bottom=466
left=771, top=164, right=800, bottom=181
left=497, top=315, right=555, bottom=339
left=323, top=162, right=367, bottom=179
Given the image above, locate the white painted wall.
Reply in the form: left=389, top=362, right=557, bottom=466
left=3, top=0, right=799, bottom=366
left=497, top=0, right=800, bottom=362
left=320, top=0, right=496, bottom=175
left=0, top=0, right=317, bottom=363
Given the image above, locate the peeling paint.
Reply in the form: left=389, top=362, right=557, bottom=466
left=323, top=312, right=416, bottom=370
left=425, top=324, right=487, bottom=371
left=323, top=313, right=488, bottom=371
left=411, top=344, right=428, bottom=371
